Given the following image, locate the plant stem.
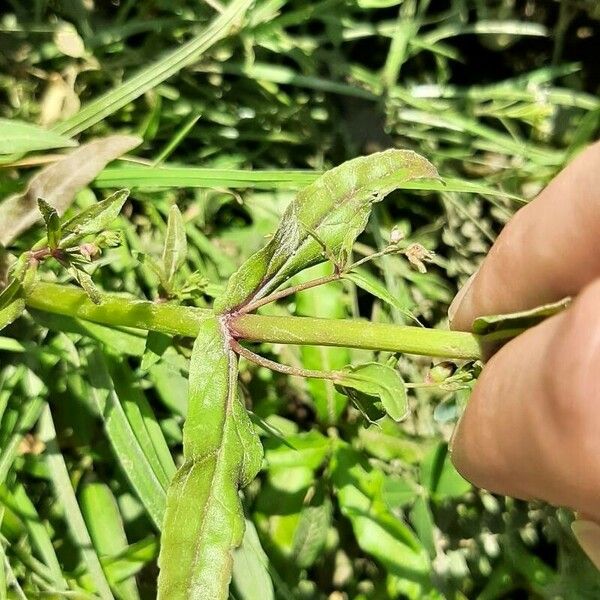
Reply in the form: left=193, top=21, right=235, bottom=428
left=239, top=273, right=341, bottom=314
left=238, top=248, right=400, bottom=314
left=26, top=281, right=211, bottom=336
left=231, top=314, right=482, bottom=360
left=230, top=339, right=338, bottom=379
left=25, top=282, right=482, bottom=360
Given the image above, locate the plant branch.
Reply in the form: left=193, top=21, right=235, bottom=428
left=230, top=338, right=338, bottom=380
left=237, top=247, right=402, bottom=314
left=238, top=273, right=341, bottom=314
left=25, top=281, right=483, bottom=360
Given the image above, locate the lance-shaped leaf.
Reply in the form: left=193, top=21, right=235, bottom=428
left=0, top=279, right=25, bottom=333
left=215, top=149, right=437, bottom=312
left=37, top=199, right=62, bottom=249
left=59, top=189, right=129, bottom=247
left=0, top=118, right=77, bottom=155
left=335, top=362, right=408, bottom=422
left=162, top=205, right=187, bottom=290
left=158, top=316, right=263, bottom=600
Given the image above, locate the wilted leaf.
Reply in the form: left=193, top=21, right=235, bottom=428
left=216, top=149, right=438, bottom=312
left=54, top=22, right=85, bottom=58
left=0, top=118, right=77, bottom=156
left=158, top=317, right=263, bottom=600
left=335, top=362, right=408, bottom=422
left=40, top=72, right=81, bottom=127
left=0, top=135, right=140, bottom=246
left=162, top=205, right=187, bottom=289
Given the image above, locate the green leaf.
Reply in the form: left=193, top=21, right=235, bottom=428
left=291, top=482, right=332, bottom=568
left=95, top=165, right=319, bottom=190
left=147, top=353, right=189, bottom=417
left=382, top=475, right=419, bottom=511
left=158, top=316, right=263, bottom=600
left=29, top=308, right=146, bottom=356
left=0, top=135, right=139, bottom=246
left=52, top=0, right=255, bottom=137
left=231, top=520, right=275, bottom=600
left=409, top=496, right=436, bottom=558
left=420, top=443, right=471, bottom=500
left=60, top=189, right=129, bottom=247
left=134, top=251, right=169, bottom=290
left=358, top=419, right=428, bottom=465
left=37, top=198, right=62, bottom=249
left=296, top=264, right=350, bottom=425
left=101, top=537, right=159, bottom=588
left=0, top=118, right=77, bottom=155
left=161, top=205, right=187, bottom=289
left=87, top=349, right=170, bottom=528
left=216, top=149, right=438, bottom=312
left=0, top=366, right=45, bottom=484
left=0, top=280, right=25, bottom=334
left=0, top=482, right=67, bottom=589
left=141, top=331, right=172, bottom=371
left=70, top=266, right=102, bottom=304
left=344, top=268, right=419, bottom=324
left=110, top=359, right=176, bottom=486
left=335, top=362, right=408, bottom=422
left=263, top=430, right=331, bottom=471
left=38, top=404, right=114, bottom=600
left=331, top=445, right=430, bottom=586
left=473, top=297, right=571, bottom=337
left=80, top=481, right=141, bottom=600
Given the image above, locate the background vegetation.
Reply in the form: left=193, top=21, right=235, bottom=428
left=1, top=0, right=600, bottom=598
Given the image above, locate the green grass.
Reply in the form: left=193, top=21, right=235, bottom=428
left=0, top=0, right=599, bottom=598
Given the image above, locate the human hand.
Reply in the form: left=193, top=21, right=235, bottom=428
left=448, top=141, right=600, bottom=566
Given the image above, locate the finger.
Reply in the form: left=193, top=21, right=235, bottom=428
left=449, top=140, right=600, bottom=331
left=450, top=278, right=600, bottom=521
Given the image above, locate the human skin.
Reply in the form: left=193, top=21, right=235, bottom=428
left=448, top=140, right=600, bottom=566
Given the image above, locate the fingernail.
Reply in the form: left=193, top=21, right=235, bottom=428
left=448, top=409, right=464, bottom=457
left=448, top=271, right=478, bottom=326
left=572, top=519, right=600, bottom=569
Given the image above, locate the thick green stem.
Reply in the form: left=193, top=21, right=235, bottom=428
left=25, top=282, right=482, bottom=360
left=230, top=314, right=481, bottom=360
left=26, top=282, right=211, bottom=336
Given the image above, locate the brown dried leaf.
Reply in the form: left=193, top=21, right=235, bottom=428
left=0, top=135, right=141, bottom=246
